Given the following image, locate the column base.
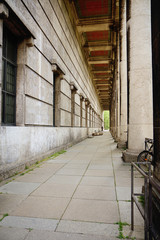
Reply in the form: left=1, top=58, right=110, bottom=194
left=117, top=141, right=127, bottom=150
left=122, top=150, right=139, bottom=162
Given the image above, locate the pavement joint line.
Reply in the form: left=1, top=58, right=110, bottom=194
left=54, top=150, right=92, bottom=232
left=25, top=155, right=75, bottom=197
left=111, top=145, right=122, bottom=223
left=55, top=137, right=115, bottom=231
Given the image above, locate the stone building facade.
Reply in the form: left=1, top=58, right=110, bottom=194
left=0, top=0, right=102, bottom=178
left=0, top=0, right=159, bottom=181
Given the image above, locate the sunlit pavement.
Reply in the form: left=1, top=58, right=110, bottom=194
left=0, top=131, right=144, bottom=240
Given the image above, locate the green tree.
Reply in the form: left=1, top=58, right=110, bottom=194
left=104, top=111, right=110, bottom=130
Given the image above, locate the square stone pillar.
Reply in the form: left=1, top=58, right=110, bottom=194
left=117, top=0, right=127, bottom=148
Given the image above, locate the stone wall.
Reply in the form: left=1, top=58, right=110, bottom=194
left=0, top=0, right=102, bottom=177
left=0, top=126, right=100, bottom=180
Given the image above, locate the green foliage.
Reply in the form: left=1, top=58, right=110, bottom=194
left=50, top=150, right=66, bottom=158
left=103, top=111, right=110, bottom=130
left=115, top=222, right=134, bottom=239
left=27, top=228, right=33, bottom=232
left=0, top=213, right=8, bottom=221
left=118, top=231, right=126, bottom=239
left=3, top=149, right=66, bottom=182
left=138, top=195, right=145, bottom=207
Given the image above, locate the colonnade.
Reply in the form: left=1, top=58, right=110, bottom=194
left=110, top=0, right=153, bottom=161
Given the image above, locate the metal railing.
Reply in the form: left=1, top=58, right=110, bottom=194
left=131, top=162, right=160, bottom=240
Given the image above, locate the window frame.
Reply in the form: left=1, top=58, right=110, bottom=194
left=2, top=26, right=17, bottom=125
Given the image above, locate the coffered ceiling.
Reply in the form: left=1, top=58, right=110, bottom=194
left=65, top=0, right=119, bottom=110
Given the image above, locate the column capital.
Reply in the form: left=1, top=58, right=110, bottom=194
left=0, top=3, right=9, bottom=19
left=80, top=93, right=84, bottom=100
left=85, top=98, right=90, bottom=106
left=26, top=37, right=34, bottom=47
left=51, top=59, right=66, bottom=75
left=70, top=81, right=78, bottom=92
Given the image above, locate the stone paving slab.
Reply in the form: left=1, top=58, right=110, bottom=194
left=123, top=225, right=144, bottom=240
left=25, top=229, right=118, bottom=240
left=62, top=199, right=119, bottom=223
left=0, top=194, right=27, bottom=215
left=57, top=220, right=119, bottom=237
left=62, top=163, right=88, bottom=169
left=90, top=159, right=112, bottom=165
left=0, top=227, right=29, bottom=240
left=47, top=159, right=70, bottom=164
left=80, top=176, right=115, bottom=187
left=0, top=182, right=40, bottom=195
left=0, top=132, right=144, bottom=239
left=116, top=187, right=142, bottom=201
left=15, top=173, right=51, bottom=183
left=88, top=164, right=113, bottom=170
left=93, top=153, right=111, bottom=158
left=115, top=177, right=144, bottom=187
left=55, top=168, right=86, bottom=176
left=85, top=169, right=114, bottom=177
left=114, top=170, right=133, bottom=178
left=47, top=175, right=82, bottom=185
left=71, top=159, right=91, bottom=164
left=119, top=201, right=144, bottom=226
left=0, top=216, right=58, bottom=231
left=11, top=196, right=70, bottom=219
left=31, top=183, right=77, bottom=198
left=32, top=163, right=63, bottom=174
left=73, top=185, right=116, bottom=200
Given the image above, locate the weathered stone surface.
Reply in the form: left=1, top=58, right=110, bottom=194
left=57, top=220, right=119, bottom=237
left=0, top=216, right=58, bottom=231
left=0, top=227, right=29, bottom=240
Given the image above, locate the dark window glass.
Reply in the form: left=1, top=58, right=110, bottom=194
left=127, top=0, right=131, bottom=21
left=2, top=27, right=17, bottom=125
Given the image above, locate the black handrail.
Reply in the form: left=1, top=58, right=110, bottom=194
left=131, top=162, right=160, bottom=240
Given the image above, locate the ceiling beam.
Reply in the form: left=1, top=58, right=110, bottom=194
left=77, top=23, right=112, bottom=33
left=92, top=70, right=112, bottom=74
left=85, top=45, right=113, bottom=51
left=88, top=60, right=110, bottom=64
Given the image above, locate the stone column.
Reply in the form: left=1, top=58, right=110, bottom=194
left=123, top=0, right=153, bottom=161
left=118, top=0, right=127, bottom=148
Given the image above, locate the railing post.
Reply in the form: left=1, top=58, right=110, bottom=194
left=149, top=177, right=152, bottom=240
left=131, top=163, right=134, bottom=230
left=144, top=176, right=148, bottom=240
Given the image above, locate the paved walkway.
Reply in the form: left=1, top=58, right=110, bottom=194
left=0, top=131, right=144, bottom=240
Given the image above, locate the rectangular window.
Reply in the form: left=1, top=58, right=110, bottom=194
left=2, top=27, right=17, bottom=125
left=127, top=0, right=131, bottom=21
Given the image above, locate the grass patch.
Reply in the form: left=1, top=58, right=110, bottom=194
left=20, top=173, right=25, bottom=176
left=50, top=150, right=66, bottom=159
left=0, top=213, right=8, bottom=222
left=138, top=195, right=145, bottom=207
left=27, top=228, right=33, bottom=232
left=2, top=149, right=66, bottom=182
left=115, top=222, right=134, bottom=239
